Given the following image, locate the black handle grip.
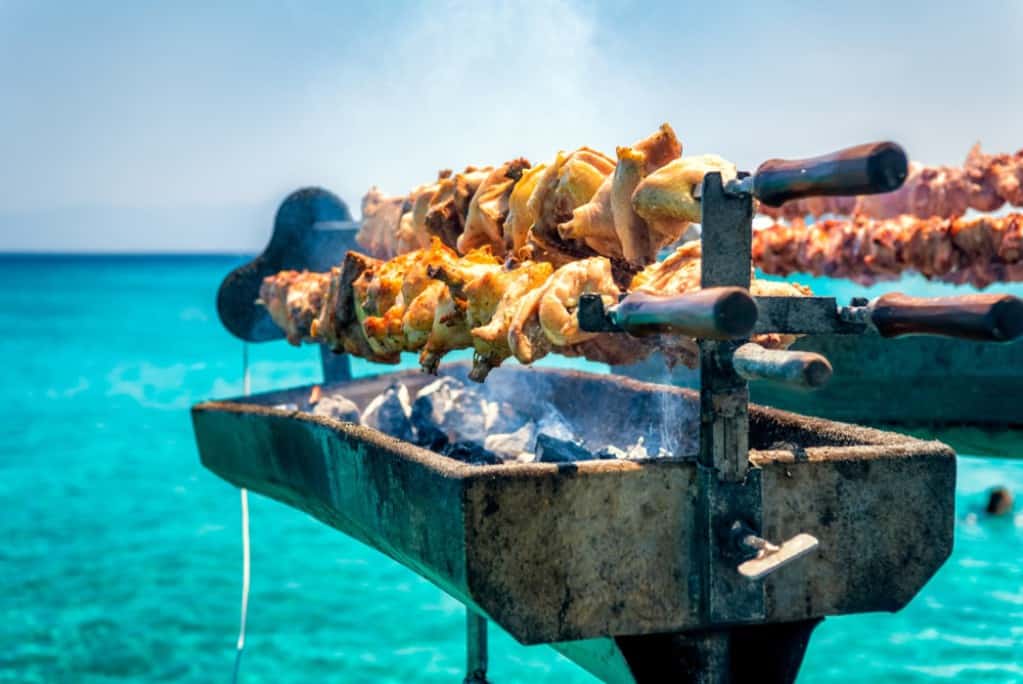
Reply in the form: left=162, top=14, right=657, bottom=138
left=753, top=141, right=908, bottom=207
left=870, top=292, right=1023, bottom=342
left=613, top=287, right=758, bottom=339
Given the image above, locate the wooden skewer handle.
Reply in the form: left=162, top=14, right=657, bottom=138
left=731, top=343, right=833, bottom=389
left=753, top=141, right=908, bottom=207
left=612, top=287, right=758, bottom=340
left=870, top=292, right=1023, bottom=342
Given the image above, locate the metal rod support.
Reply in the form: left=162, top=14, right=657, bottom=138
left=464, top=609, right=489, bottom=684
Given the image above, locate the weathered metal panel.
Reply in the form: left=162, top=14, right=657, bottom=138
left=191, top=403, right=472, bottom=600
left=463, top=459, right=698, bottom=643
left=192, top=366, right=955, bottom=646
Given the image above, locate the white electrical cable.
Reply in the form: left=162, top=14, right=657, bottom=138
left=232, top=343, right=253, bottom=684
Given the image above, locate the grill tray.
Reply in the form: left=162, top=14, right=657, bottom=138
left=192, top=364, right=954, bottom=645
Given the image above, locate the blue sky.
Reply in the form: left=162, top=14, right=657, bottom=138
left=1, top=1, right=1021, bottom=251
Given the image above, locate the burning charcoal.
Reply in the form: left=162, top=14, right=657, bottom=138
left=442, top=441, right=503, bottom=466
left=412, top=377, right=525, bottom=446
left=483, top=421, right=537, bottom=462
left=535, top=434, right=595, bottom=463
left=361, top=382, right=414, bottom=442
left=311, top=394, right=360, bottom=423
left=595, top=445, right=628, bottom=460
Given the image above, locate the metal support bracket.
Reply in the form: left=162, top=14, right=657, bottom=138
left=694, top=174, right=768, bottom=628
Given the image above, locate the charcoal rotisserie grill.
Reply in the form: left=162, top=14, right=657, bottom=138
left=192, top=141, right=1021, bottom=682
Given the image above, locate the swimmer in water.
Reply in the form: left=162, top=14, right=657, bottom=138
left=985, top=486, right=1014, bottom=516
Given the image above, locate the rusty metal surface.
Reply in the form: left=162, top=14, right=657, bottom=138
left=192, top=365, right=954, bottom=646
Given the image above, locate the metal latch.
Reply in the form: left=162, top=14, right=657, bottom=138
left=730, top=522, right=819, bottom=580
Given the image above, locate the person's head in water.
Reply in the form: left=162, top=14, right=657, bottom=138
left=985, top=487, right=1014, bottom=516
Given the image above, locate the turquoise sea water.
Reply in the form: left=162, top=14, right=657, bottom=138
left=2, top=254, right=1022, bottom=683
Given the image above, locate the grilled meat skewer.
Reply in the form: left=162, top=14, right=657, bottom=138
left=754, top=213, right=1023, bottom=288
left=260, top=241, right=811, bottom=382
left=759, top=144, right=1023, bottom=221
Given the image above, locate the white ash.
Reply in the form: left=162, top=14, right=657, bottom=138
left=483, top=421, right=537, bottom=462
left=272, top=403, right=300, bottom=411
left=411, top=377, right=526, bottom=447
left=360, top=382, right=414, bottom=442
left=596, top=437, right=673, bottom=460
left=311, top=394, right=360, bottom=423
left=302, top=371, right=691, bottom=464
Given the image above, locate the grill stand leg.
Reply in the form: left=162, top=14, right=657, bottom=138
left=319, top=345, right=352, bottom=384
left=464, top=609, right=489, bottom=683
left=615, top=618, right=822, bottom=683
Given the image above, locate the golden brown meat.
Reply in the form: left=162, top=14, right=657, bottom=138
left=258, top=270, right=331, bottom=346
left=525, top=147, right=616, bottom=263
left=311, top=252, right=390, bottom=361
left=262, top=239, right=816, bottom=381
left=557, top=124, right=683, bottom=266
left=418, top=248, right=503, bottom=373
left=469, top=261, right=555, bottom=380
left=753, top=213, right=1023, bottom=288
left=504, top=163, right=547, bottom=254
left=631, top=154, right=738, bottom=248
left=556, top=173, right=621, bottom=258
left=611, top=146, right=651, bottom=265
left=357, top=188, right=405, bottom=259
left=537, top=256, right=619, bottom=347
left=457, top=159, right=530, bottom=256
left=632, top=241, right=811, bottom=351
left=424, top=166, right=493, bottom=250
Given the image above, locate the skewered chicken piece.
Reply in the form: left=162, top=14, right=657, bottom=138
left=760, top=144, right=1023, bottom=221
left=360, top=167, right=496, bottom=259
left=311, top=252, right=386, bottom=360
left=394, top=184, right=433, bottom=254
left=966, top=144, right=1023, bottom=209
left=506, top=257, right=619, bottom=364
left=555, top=124, right=684, bottom=267
left=418, top=248, right=504, bottom=372
left=469, top=261, right=554, bottom=380
left=424, top=166, right=493, bottom=250
left=457, top=158, right=531, bottom=256
left=753, top=213, right=1023, bottom=288
left=353, top=247, right=451, bottom=358
left=258, top=270, right=331, bottom=346
left=630, top=154, right=737, bottom=259
left=353, top=123, right=737, bottom=277
left=503, top=163, right=547, bottom=254
left=630, top=242, right=812, bottom=352
left=357, top=188, right=405, bottom=259
left=524, top=147, right=616, bottom=265
left=262, top=233, right=814, bottom=382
